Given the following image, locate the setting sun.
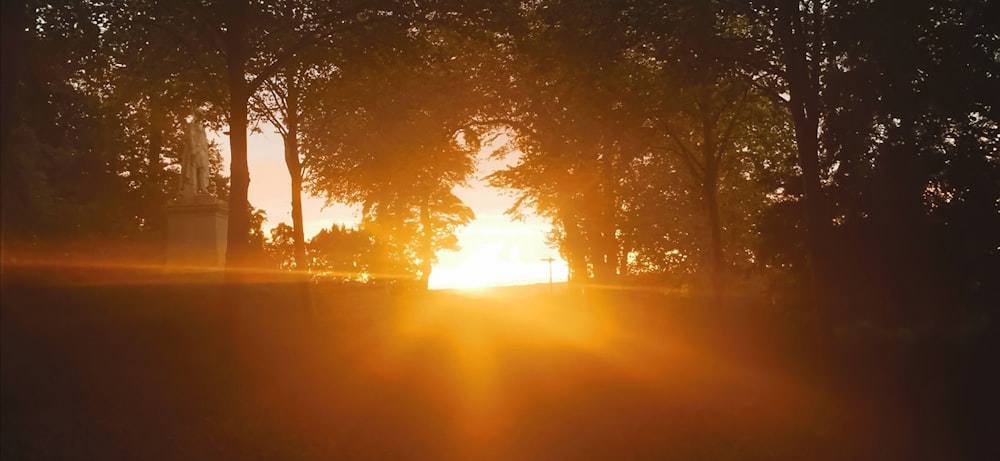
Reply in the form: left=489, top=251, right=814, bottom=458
left=428, top=239, right=569, bottom=290
left=4, top=0, right=994, bottom=459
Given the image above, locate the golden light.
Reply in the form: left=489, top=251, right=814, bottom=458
left=348, top=289, right=831, bottom=458
left=355, top=290, right=669, bottom=456
left=428, top=241, right=569, bottom=290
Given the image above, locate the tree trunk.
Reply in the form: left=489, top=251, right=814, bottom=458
left=617, top=227, right=629, bottom=278
left=775, top=0, right=830, bottom=316
left=587, top=156, right=617, bottom=283
left=703, top=173, right=725, bottom=303
left=286, top=138, right=306, bottom=269
left=284, top=116, right=311, bottom=310
left=0, top=0, right=26, bottom=147
left=702, top=122, right=726, bottom=304
left=283, top=71, right=307, bottom=270
left=226, top=90, right=251, bottom=269
left=560, top=208, right=588, bottom=284
left=0, top=0, right=28, bottom=244
left=224, top=0, right=251, bottom=272
left=418, top=201, right=433, bottom=290
left=145, top=97, right=165, bottom=235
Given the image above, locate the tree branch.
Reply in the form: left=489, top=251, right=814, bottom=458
left=661, top=127, right=705, bottom=182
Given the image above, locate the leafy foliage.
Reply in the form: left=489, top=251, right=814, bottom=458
left=303, top=15, right=496, bottom=287
left=2, top=0, right=997, bottom=316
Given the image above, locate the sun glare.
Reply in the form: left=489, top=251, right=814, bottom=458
left=428, top=243, right=568, bottom=290
left=366, top=292, right=633, bottom=454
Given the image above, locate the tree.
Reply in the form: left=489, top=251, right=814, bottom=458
left=626, top=0, right=796, bottom=300
left=2, top=0, right=143, bottom=245
left=101, top=0, right=417, bottom=273
left=264, top=222, right=295, bottom=270
left=306, top=13, right=508, bottom=289
left=307, top=224, right=375, bottom=282
left=99, top=0, right=234, bottom=242
left=708, top=0, right=1000, bottom=322
left=251, top=58, right=316, bottom=271
left=487, top=0, right=645, bottom=284
left=815, top=0, right=1000, bottom=322
left=248, top=7, right=418, bottom=272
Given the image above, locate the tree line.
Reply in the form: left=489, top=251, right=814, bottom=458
left=2, top=0, right=997, bottom=323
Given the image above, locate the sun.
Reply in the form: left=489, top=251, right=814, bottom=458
left=428, top=245, right=507, bottom=290
left=428, top=244, right=568, bottom=291
left=429, top=267, right=495, bottom=290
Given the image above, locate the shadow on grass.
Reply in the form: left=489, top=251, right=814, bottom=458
left=2, top=270, right=996, bottom=460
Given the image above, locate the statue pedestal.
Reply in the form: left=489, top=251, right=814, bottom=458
left=166, top=195, right=228, bottom=270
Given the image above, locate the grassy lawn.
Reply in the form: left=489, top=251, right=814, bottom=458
left=2, top=274, right=996, bottom=460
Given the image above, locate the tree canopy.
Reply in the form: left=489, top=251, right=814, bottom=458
left=2, top=0, right=996, bottom=319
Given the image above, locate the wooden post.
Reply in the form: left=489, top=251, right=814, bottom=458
left=541, top=257, right=555, bottom=294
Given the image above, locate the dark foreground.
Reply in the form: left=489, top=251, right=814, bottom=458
left=2, top=277, right=997, bottom=460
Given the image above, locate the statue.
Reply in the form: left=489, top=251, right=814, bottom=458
left=167, top=112, right=228, bottom=269
left=180, top=114, right=211, bottom=198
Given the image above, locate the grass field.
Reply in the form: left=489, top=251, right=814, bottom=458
left=2, top=273, right=996, bottom=460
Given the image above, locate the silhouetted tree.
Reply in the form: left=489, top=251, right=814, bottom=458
left=2, top=1, right=144, bottom=245
left=307, top=224, right=369, bottom=281
left=247, top=7, right=405, bottom=272
left=3, top=0, right=996, bottom=328
left=98, top=0, right=425, bottom=272
left=306, top=14, right=502, bottom=289
left=488, top=0, right=646, bottom=284
left=815, top=0, right=999, bottom=323
left=264, top=222, right=297, bottom=270
left=251, top=58, right=315, bottom=271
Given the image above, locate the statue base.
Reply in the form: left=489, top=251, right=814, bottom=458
left=166, top=195, right=228, bottom=270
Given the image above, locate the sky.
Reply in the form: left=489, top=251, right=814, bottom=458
left=215, top=128, right=569, bottom=289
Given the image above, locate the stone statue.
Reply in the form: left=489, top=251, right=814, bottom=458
left=180, top=114, right=211, bottom=198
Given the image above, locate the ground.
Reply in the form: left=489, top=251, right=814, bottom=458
left=1, top=273, right=997, bottom=460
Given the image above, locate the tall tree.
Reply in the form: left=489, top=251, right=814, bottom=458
left=769, top=0, right=833, bottom=315
left=625, top=0, right=796, bottom=300
left=817, top=0, right=1000, bottom=322
left=248, top=10, right=398, bottom=272
left=306, top=16, right=499, bottom=288
left=251, top=58, right=313, bottom=270
left=488, top=0, right=644, bottom=284
left=104, top=0, right=408, bottom=272
left=2, top=0, right=145, bottom=245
